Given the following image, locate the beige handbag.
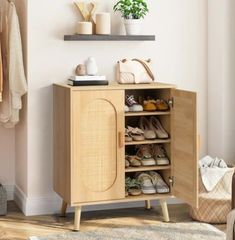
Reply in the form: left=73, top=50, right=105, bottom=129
left=116, top=59, right=155, bottom=84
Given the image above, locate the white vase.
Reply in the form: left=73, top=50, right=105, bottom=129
left=124, top=19, right=142, bottom=35
left=86, top=57, right=98, bottom=76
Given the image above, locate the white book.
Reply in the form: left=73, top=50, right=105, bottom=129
left=70, top=75, right=106, bottom=81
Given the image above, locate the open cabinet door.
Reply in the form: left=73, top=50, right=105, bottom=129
left=171, top=89, right=198, bottom=208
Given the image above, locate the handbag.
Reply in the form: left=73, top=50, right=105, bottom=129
left=116, top=58, right=155, bottom=84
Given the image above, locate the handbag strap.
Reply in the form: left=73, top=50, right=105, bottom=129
left=132, top=59, right=155, bottom=81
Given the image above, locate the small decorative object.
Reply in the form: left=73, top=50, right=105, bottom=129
left=96, top=13, right=111, bottom=35
left=113, top=0, right=149, bottom=35
left=0, top=184, right=7, bottom=216
left=117, top=58, right=154, bottom=84
left=75, top=64, right=86, bottom=76
left=85, top=57, right=98, bottom=76
left=74, top=2, right=98, bottom=34
left=76, top=22, right=92, bottom=35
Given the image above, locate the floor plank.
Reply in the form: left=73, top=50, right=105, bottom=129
left=0, top=201, right=226, bottom=240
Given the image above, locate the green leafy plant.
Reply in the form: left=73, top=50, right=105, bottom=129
left=113, top=0, right=149, bottom=19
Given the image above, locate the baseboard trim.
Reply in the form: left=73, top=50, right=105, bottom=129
left=14, top=185, right=27, bottom=215
left=13, top=187, right=184, bottom=216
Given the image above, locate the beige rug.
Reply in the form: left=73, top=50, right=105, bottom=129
left=30, top=222, right=226, bottom=240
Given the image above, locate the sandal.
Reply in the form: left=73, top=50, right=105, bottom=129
left=125, top=177, right=142, bottom=196
left=127, top=126, right=145, bottom=141
left=148, top=171, right=170, bottom=193
left=136, top=145, right=156, bottom=166
left=149, top=117, right=169, bottom=139
left=126, top=155, right=141, bottom=167
left=125, top=128, right=132, bottom=142
left=139, top=117, right=156, bottom=140
left=136, top=172, right=156, bottom=194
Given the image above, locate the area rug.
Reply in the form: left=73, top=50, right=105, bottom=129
left=30, top=222, right=226, bottom=240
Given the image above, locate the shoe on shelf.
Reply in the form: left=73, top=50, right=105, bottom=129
left=155, top=99, right=169, bottom=111
left=125, top=128, right=132, bottom=142
left=125, top=105, right=129, bottom=112
left=125, top=155, right=142, bottom=167
left=152, top=144, right=170, bottom=166
left=125, top=159, right=130, bottom=168
left=127, top=126, right=145, bottom=141
left=139, top=117, right=157, bottom=140
left=136, top=172, right=156, bottom=195
left=149, top=116, right=169, bottom=139
left=136, top=145, right=156, bottom=166
left=126, top=95, right=143, bottom=112
left=148, top=171, right=170, bottom=194
left=139, top=96, right=157, bottom=112
left=125, top=177, right=142, bottom=196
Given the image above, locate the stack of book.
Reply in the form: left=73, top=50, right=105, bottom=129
left=68, top=75, right=108, bottom=86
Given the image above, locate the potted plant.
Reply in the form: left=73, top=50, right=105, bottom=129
left=113, top=0, right=149, bottom=35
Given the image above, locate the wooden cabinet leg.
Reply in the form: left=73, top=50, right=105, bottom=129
left=160, top=199, right=170, bottom=222
left=145, top=200, right=151, bottom=210
left=60, top=201, right=67, bottom=217
left=74, top=206, right=82, bottom=231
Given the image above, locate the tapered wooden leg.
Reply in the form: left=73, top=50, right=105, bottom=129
left=145, top=200, right=151, bottom=210
left=74, top=206, right=82, bottom=231
left=160, top=199, right=170, bottom=222
left=60, top=200, right=67, bottom=217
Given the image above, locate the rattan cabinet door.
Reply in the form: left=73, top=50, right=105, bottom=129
left=71, top=90, right=125, bottom=204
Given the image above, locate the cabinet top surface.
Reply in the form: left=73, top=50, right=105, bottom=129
left=54, top=82, right=176, bottom=91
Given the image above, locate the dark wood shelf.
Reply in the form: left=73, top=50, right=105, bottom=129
left=64, top=34, right=155, bottom=41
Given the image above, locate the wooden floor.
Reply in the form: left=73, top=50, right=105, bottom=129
left=0, top=201, right=226, bottom=240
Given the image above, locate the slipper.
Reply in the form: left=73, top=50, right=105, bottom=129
left=148, top=171, right=170, bottom=193
left=149, top=117, right=169, bottom=139
left=155, top=99, right=169, bottom=111
left=139, top=117, right=156, bottom=140
left=127, top=126, right=145, bottom=141
left=136, top=145, right=156, bottom=166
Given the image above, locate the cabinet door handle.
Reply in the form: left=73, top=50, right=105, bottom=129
left=118, top=131, right=124, bottom=148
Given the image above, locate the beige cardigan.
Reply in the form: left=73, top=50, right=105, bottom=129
left=0, top=2, right=27, bottom=128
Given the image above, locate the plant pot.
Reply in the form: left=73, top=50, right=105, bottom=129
left=124, top=19, right=142, bottom=35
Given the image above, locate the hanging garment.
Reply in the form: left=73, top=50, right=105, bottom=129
left=0, top=2, right=27, bottom=128
left=0, top=39, right=3, bottom=102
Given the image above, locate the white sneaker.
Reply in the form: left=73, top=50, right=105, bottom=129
left=136, top=173, right=156, bottom=194
left=125, top=105, right=129, bottom=112
left=126, top=95, right=143, bottom=112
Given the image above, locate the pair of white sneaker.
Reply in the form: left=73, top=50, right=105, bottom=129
left=200, top=155, right=227, bottom=168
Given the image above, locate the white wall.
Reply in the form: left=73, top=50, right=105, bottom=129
left=208, top=0, right=235, bottom=164
left=22, top=0, right=207, bottom=214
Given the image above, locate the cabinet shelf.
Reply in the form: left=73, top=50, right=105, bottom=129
left=64, top=34, right=155, bottom=41
left=124, top=193, right=172, bottom=202
left=125, top=139, right=171, bottom=146
left=125, top=111, right=171, bottom=117
left=125, top=165, right=171, bottom=173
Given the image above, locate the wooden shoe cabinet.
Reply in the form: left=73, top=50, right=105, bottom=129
left=53, top=82, right=199, bottom=231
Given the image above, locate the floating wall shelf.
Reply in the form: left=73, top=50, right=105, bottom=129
left=64, top=34, right=155, bottom=41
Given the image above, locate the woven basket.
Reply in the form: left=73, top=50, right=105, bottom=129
left=0, top=184, right=7, bottom=216
left=189, top=167, right=234, bottom=224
